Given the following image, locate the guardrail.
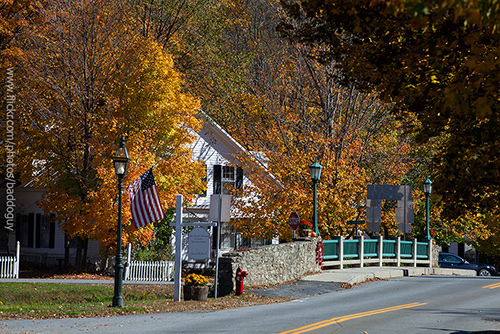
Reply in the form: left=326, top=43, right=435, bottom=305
left=0, top=241, right=20, bottom=279
left=323, top=236, right=432, bottom=269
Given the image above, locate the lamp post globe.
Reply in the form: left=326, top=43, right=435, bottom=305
left=112, top=136, right=129, bottom=307
left=309, top=160, right=323, bottom=237
left=423, top=176, right=432, bottom=241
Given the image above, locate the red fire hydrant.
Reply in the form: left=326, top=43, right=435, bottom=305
left=235, top=267, right=248, bottom=295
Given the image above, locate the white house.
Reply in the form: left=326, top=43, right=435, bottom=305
left=0, top=112, right=264, bottom=267
left=0, top=185, right=101, bottom=267
left=185, top=112, right=253, bottom=252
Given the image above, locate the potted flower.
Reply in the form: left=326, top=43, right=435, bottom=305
left=183, top=273, right=209, bottom=301
left=298, top=219, right=313, bottom=237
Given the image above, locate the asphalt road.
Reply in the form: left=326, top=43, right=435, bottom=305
left=247, top=280, right=343, bottom=298
left=2, top=275, right=500, bottom=334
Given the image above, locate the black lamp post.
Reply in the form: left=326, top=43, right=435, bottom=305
left=112, top=136, right=129, bottom=307
left=309, top=159, right=323, bottom=237
left=423, top=176, right=432, bottom=241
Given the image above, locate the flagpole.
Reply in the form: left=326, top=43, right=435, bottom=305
left=123, top=159, right=164, bottom=193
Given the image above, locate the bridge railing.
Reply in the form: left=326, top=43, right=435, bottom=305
left=322, top=236, right=432, bottom=269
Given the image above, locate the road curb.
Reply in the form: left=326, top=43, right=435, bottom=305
left=302, top=267, right=478, bottom=285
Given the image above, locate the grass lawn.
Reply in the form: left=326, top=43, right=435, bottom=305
left=0, top=283, right=292, bottom=320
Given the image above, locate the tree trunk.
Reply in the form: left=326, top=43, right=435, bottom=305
left=82, top=238, right=89, bottom=271
left=64, top=234, right=70, bottom=269
left=74, top=236, right=83, bottom=270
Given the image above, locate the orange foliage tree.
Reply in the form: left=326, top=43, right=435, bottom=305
left=162, top=0, right=420, bottom=242
left=16, top=0, right=204, bottom=268
left=230, top=72, right=415, bottom=241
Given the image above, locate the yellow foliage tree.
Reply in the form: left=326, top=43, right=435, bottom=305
left=16, top=0, right=203, bottom=267
left=230, top=86, right=414, bottom=241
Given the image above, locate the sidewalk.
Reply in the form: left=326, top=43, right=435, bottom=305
left=302, top=266, right=477, bottom=285
left=247, top=266, right=477, bottom=298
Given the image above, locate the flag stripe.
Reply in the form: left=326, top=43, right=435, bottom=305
left=151, top=185, right=163, bottom=219
left=128, top=168, right=165, bottom=229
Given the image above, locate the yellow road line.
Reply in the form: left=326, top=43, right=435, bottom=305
left=278, top=302, right=428, bottom=334
left=482, top=282, right=500, bottom=289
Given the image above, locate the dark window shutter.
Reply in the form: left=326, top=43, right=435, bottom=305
left=35, top=213, right=41, bottom=248
left=49, top=214, right=55, bottom=249
left=236, top=167, right=243, bottom=190
left=15, top=213, right=21, bottom=242
left=213, top=165, right=221, bottom=194
left=28, top=213, right=34, bottom=248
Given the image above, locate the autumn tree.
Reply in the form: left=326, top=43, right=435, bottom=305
left=112, top=0, right=426, bottom=243
left=16, top=0, right=203, bottom=269
left=278, top=0, right=500, bottom=222
left=197, top=0, right=420, bottom=241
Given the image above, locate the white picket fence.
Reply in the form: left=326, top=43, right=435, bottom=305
left=124, top=244, right=174, bottom=282
left=0, top=241, right=20, bottom=279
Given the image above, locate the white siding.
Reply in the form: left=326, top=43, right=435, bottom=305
left=2, top=186, right=101, bottom=265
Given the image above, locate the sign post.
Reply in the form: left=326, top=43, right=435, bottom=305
left=171, top=195, right=218, bottom=302
left=347, top=220, right=364, bottom=235
left=173, top=195, right=183, bottom=302
left=289, top=211, right=300, bottom=238
left=209, top=194, right=231, bottom=299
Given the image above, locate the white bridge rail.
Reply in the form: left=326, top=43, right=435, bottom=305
left=0, top=241, right=20, bottom=279
left=124, top=243, right=174, bottom=282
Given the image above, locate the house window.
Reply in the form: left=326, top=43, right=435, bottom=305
left=36, top=214, right=55, bottom=248
left=213, top=165, right=243, bottom=195
left=16, top=213, right=55, bottom=249
left=222, top=166, right=235, bottom=195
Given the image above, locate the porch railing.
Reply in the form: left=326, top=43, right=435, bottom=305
left=322, top=236, right=432, bottom=269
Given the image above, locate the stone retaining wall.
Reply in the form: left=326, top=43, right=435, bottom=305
left=218, top=238, right=320, bottom=296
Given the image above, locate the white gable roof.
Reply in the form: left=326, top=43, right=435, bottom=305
left=192, top=111, right=247, bottom=165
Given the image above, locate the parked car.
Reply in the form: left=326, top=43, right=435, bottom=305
left=438, top=252, right=497, bottom=276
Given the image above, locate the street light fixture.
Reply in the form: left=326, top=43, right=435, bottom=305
left=309, top=160, right=323, bottom=237
left=112, top=136, right=129, bottom=307
left=423, top=176, right=432, bottom=241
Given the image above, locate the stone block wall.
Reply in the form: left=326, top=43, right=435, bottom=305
left=432, top=242, right=441, bottom=267
left=218, top=238, right=320, bottom=296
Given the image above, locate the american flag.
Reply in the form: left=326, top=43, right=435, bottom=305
left=128, top=168, right=165, bottom=229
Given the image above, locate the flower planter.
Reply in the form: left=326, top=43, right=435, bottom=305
left=183, top=286, right=209, bottom=301
left=299, top=229, right=312, bottom=237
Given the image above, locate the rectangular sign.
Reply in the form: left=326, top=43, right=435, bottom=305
left=209, top=194, right=232, bottom=222
left=188, top=227, right=211, bottom=260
